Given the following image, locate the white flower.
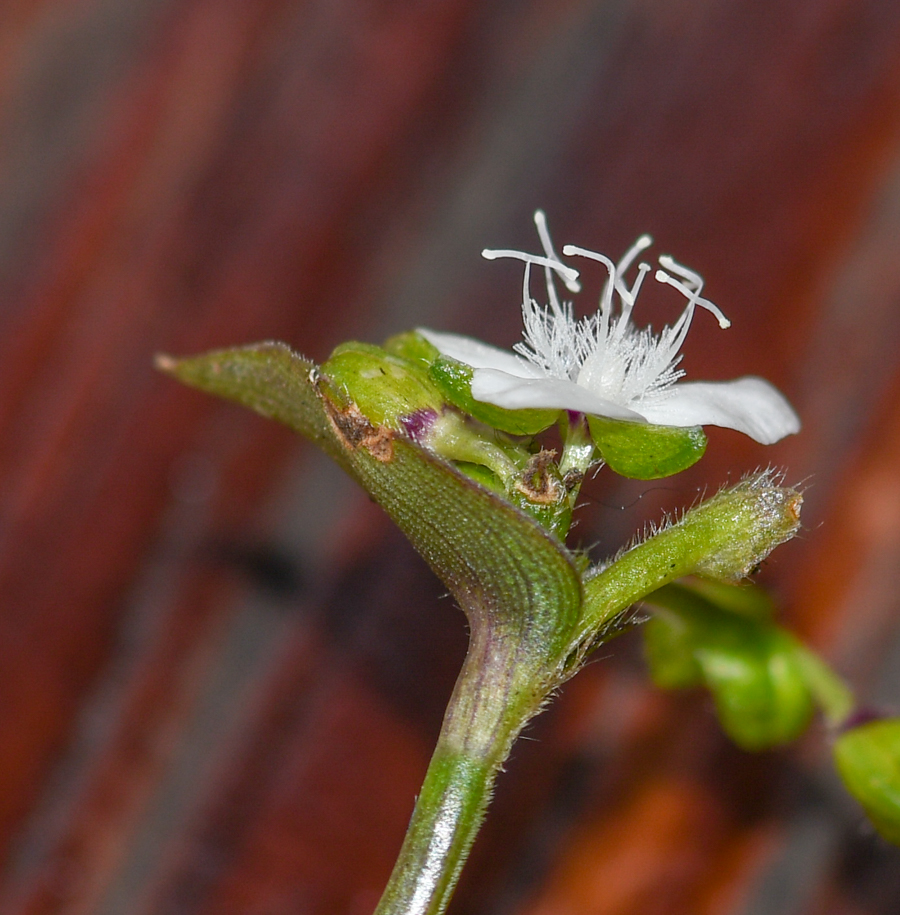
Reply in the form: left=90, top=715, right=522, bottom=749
left=419, top=212, right=800, bottom=445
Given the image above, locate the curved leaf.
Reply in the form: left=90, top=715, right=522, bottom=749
left=157, top=343, right=582, bottom=656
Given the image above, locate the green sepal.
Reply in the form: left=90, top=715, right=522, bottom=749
left=322, top=341, right=446, bottom=429
left=834, top=719, right=900, bottom=845
left=587, top=415, right=706, bottom=479
left=429, top=356, right=559, bottom=436
left=156, top=343, right=583, bottom=660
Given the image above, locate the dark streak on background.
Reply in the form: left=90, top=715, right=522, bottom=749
left=1, top=2, right=900, bottom=913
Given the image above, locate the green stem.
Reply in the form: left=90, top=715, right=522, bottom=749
left=559, top=414, right=595, bottom=477
left=558, top=413, right=595, bottom=503
left=374, top=627, right=542, bottom=915
left=576, top=473, right=802, bottom=642
left=374, top=474, right=805, bottom=913
left=793, top=645, right=855, bottom=728
left=372, top=748, right=493, bottom=915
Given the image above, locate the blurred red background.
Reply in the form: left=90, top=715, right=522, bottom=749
left=2, top=1, right=900, bottom=913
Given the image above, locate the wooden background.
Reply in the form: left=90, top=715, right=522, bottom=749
left=2, top=1, right=900, bottom=912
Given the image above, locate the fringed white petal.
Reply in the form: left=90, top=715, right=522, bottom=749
left=417, top=328, right=543, bottom=378
left=422, top=219, right=802, bottom=447
left=472, top=368, right=646, bottom=421
left=637, top=377, right=801, bottom=444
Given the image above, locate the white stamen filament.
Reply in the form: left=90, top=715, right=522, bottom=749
left=561, top=244, right=618, bottom=343
left=475, top=218, right=736, bottom=411
left=534, top=209, right=581, bottom=306
left=654, top=267, right=731, bottom=329
left=482, top=249, right=581, bottom=293
left=658, top=254, right=703, bottom=291
left=515, top=232, right=730, bottom=408
left=422, top=213, right=800, bottom=445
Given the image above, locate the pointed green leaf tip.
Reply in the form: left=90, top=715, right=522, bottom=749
left=835, top=718, right=900, bottom=845
left=156, top=343, right=582, bottom=658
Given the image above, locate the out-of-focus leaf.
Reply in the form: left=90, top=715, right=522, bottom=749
left=643, top=584, right=813, bottom=750
left=677, top=577, right=775, bottom=621
left=644, top=613, right=703, bottom=689
left=835, top=719, right=900, bottom=845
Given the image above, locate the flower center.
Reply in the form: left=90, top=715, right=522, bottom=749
left=482, top=212, right=730, bottom=408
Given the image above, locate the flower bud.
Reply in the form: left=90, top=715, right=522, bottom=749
left=584, top=471, right=803, bottom=624
left=383, top=330, right=442, bottom=367
left=322, top=342, right=446, bottom=430
left=834, top=718, right=900, bottom=845
left=691, top=472, right=803, bottom=582
left=644, top=590, right=813, bottom=750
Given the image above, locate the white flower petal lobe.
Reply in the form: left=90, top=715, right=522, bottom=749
left=638, top=377, right=801, bottom=444
left=471, top=369, right=646, bottom=421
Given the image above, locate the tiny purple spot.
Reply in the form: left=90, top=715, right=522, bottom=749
left=401, top=408, right=439, bottom=443
left=839, top=706, right=888, bottom=733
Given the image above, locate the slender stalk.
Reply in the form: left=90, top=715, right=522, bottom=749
left=793, top=645, right=855, bottom=728
left=374, top=627, right=543, bottom=915
left=559, top=413, right=595, bottom=481
left=372, top=747, right=493, bottom=915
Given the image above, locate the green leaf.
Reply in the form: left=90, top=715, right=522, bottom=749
left=642, top=585, right=813, bottom=750
left=676, top=578, right=775, bottom=621
left=644, top=613, right=703, bottom=689
left=157, top=343, right=582, bottom=658
left=835, top=719, right=900, bottom=845
left=429, top=356, right=559, bottom=436
left=695, top=626, right=812, bottom=751
left=587, top=415, right=706, bottom=479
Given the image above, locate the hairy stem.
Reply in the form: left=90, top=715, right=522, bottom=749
left=373, top=627, right=542, bottom=915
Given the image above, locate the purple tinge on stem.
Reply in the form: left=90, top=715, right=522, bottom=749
left=401, top=408, right=440, bottom=444
left=839, top=706, right=886, bottom=733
